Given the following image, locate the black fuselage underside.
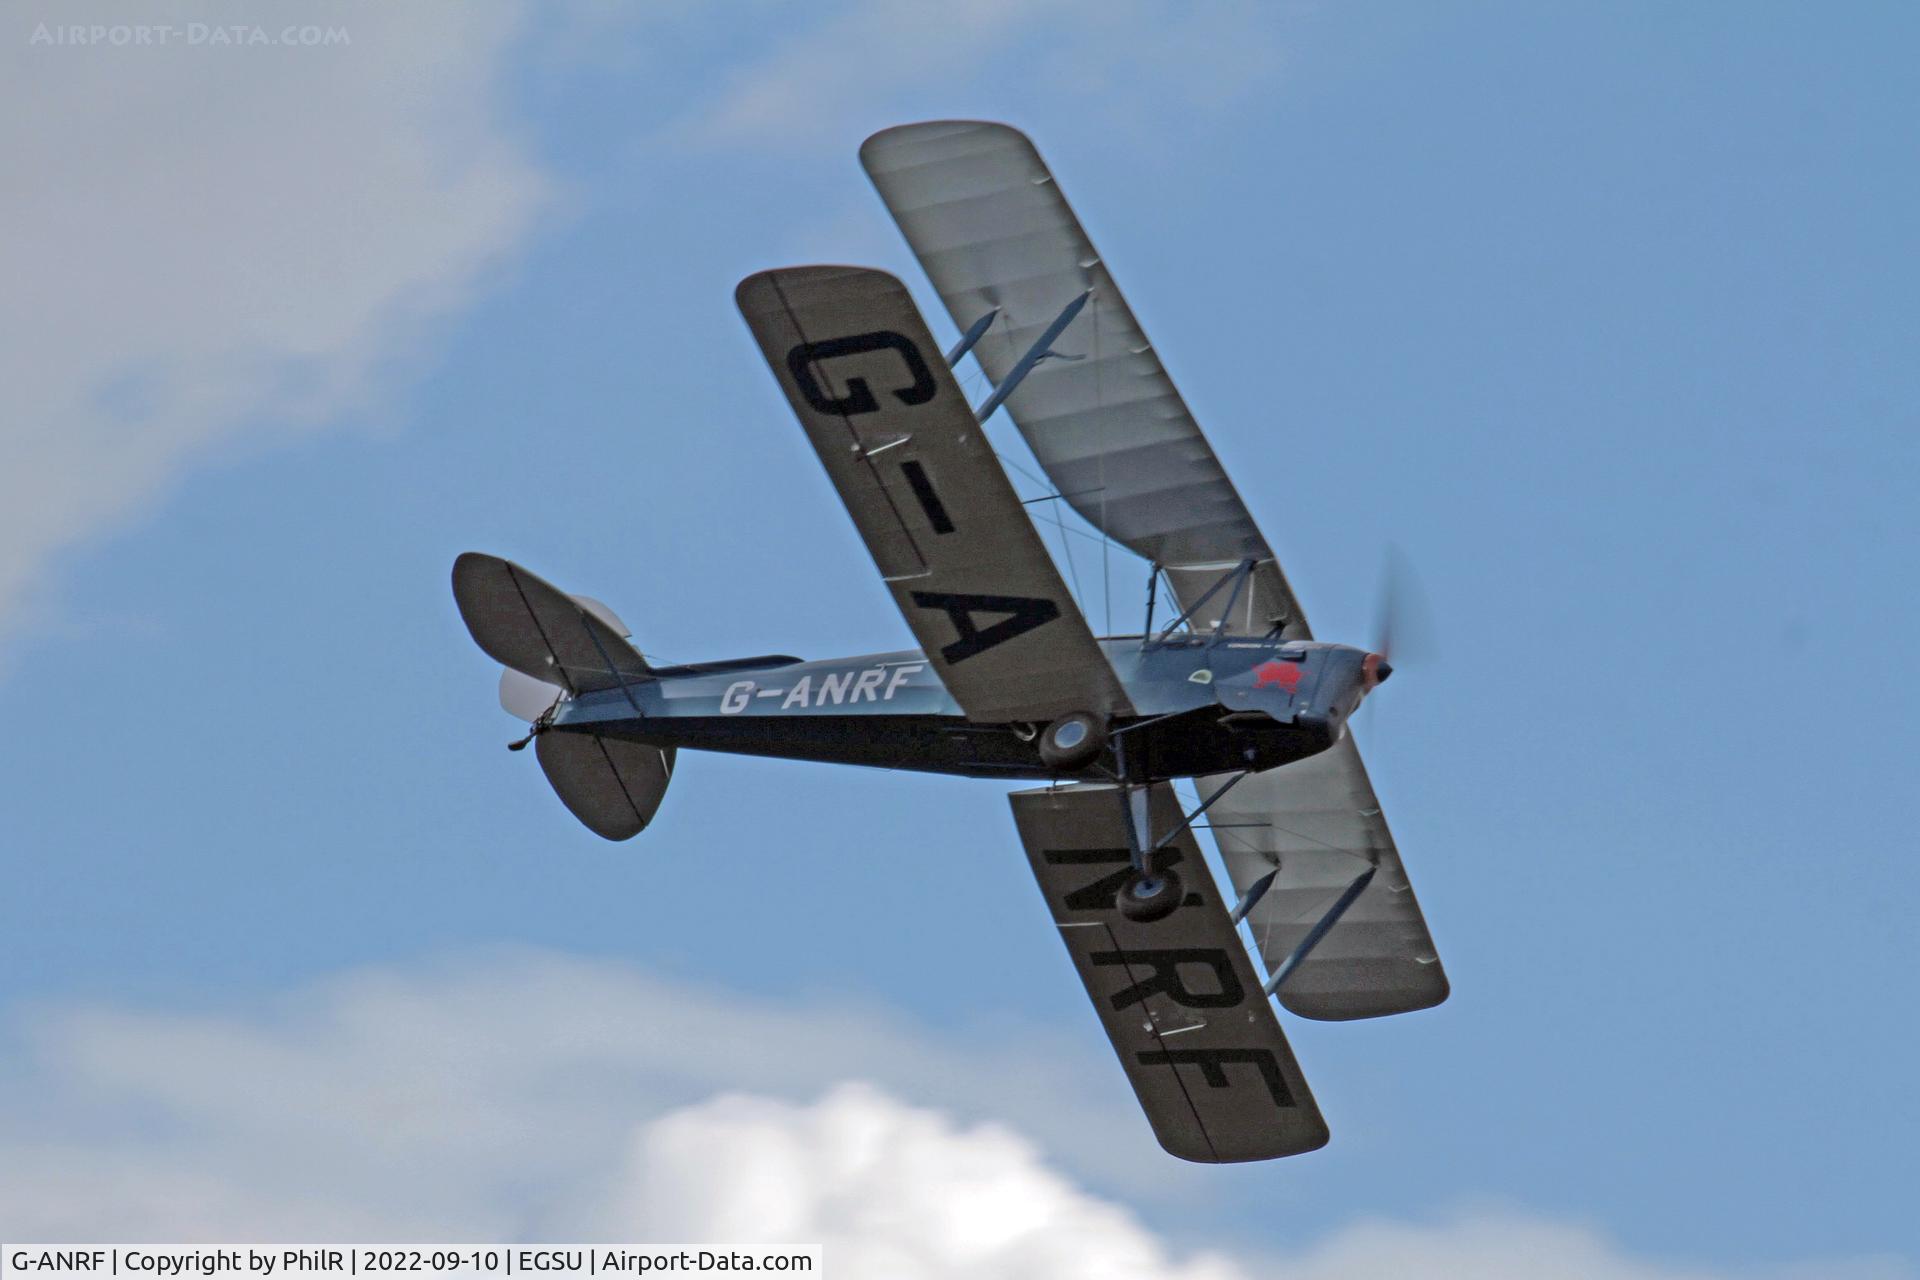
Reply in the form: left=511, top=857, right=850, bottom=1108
left=579, top=707, right=1336, bottom=782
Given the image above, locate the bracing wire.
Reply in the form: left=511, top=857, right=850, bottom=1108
left=964, top=342, right=1086, bottom=612
left=967, top=308, right=1143, bottom=630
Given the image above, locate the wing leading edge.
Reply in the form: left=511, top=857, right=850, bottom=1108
left=1011, top=781, right=1329, bottom=1162
left=737, top=265, right=1133, bottom=724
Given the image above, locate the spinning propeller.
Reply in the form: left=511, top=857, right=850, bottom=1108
left=1360, top=545, right=1433, bottom=733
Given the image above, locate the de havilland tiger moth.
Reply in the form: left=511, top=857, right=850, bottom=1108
left=452, top=121, right=1449, bottom=1163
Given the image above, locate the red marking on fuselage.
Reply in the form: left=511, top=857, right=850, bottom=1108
left=1252, top=659, right=1302, bottom=693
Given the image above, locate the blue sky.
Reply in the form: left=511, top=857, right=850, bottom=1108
left=2, top=2, right=1915, bottom=1274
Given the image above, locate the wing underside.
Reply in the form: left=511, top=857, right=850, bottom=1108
left=1011, top=781, right=1329, bottom=1161
left=862, top=119, right=1309, bottom=639
left=737, top=264, right=1133, bottom=723
left=1204, top=738, right=1449, bottom=1020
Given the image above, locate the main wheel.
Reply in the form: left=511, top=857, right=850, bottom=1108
left=1117, top=866, right=1184, bottom=923
left=1039, top=712, right=1107, bottom=771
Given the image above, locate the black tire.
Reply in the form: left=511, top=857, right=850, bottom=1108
left=1039, top=712, right=1107, bottom=771
left=1117, top=866, right=1184, bottom=923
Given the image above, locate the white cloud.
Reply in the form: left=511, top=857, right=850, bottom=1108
left=0, top=0, right=550, bottom=640
left=0, top=0, right=1285, bottom=650
left=0, top=951, right=1906, bottom=1280
left=589, top=1085, right=1247, bottom=1280
left=596, top=1091, right=1916, bottom=1280
left=683, top=0, right=1287, bottom=149
left=0, top=948, right=1154, bottom=1239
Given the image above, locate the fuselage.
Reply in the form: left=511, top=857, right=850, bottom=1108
left=554, top=635, right=1379, bottom=782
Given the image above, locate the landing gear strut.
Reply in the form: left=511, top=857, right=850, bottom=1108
left=1108, top=726, right=1184, bottom=922
left=1102, top=729, right=1255, bottom=924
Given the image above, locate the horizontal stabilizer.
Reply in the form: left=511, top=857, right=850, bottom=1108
left=537, top=732, right=674, bottom=841
left=452, top=552, right=651, bottom=697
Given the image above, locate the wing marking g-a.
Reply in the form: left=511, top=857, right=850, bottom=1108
left=737, top=265, right=1133, bottom=724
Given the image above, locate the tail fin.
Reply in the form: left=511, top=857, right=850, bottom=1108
left=453, top=552, right=674, bottom=840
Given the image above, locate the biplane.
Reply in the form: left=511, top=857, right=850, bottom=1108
left=453, top=121, right=1448, bottom=1162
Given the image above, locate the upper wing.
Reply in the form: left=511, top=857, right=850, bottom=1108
left=1011, top=781, right=1328, bottom=1162
left=861, top=120, right=1309, bottom=638
left=737, top=265, right=1133, bottom=723
left=1203, top=737, right=1449, bottom=1020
